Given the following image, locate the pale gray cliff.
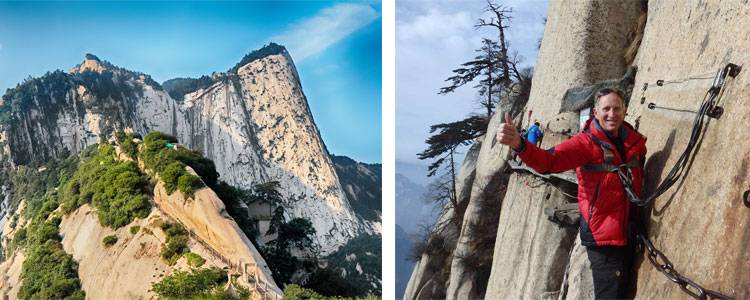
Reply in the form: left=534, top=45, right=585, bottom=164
left=405, top=0, right=750, bottom=299
left=0, top=46, right=372, bottom=255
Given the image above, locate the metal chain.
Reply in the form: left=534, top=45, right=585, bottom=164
left=624, top=64, right=741, bottom=299
left=637, top=234, right=733, bottom=299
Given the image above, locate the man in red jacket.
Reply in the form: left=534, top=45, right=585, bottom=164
left=496, top=88, right=646, bottom=299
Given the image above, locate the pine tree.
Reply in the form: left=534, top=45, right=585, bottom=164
left=418, top=116, right=487, bottom=207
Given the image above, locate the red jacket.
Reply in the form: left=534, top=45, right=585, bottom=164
left=517, top=119, right=646, bottom=246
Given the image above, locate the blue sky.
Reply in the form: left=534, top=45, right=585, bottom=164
left=0, top=1, right=381, bottom=163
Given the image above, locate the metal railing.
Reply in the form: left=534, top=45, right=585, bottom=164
left=152, top=201, right=281, bottom=299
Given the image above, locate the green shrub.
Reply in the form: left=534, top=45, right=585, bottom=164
left=0, top=70, right=75, bottom=126
left=144, top=131, right=178, bottom=146
left=102, top=235, right=118, bottom=247
left=283, top=284, right=379, bottom=300
left=140, top=133, right=173, bottom=172
left=59, top=144, right=151, bottom=228
left=19, top=224, right=85, bottom=300
left=162, top=76, right=214, bottom=102
left=129, top=226, right=140, bottom=234
left=13, top=228, right=27, bottom=248
left=160, top=222, right=189, bottom=265
left=27, top=219, right=61, bottom=245
left=261, top=246, right=298, bottom=286
left=283, top=284, right=328, bottom=300
left=322, top=234, right=382, bottom=296
left=174, top=148, right=218, bottom=187
left=150, top=267, right=230, bottom=299
left=10, top=155, right=78, bottom=221
left=140, top=131, right=212, bottom=195
left=161, top=222, right=184, bottom=237
left=9, top=155, right=86, bottom=299
left=304, top=267, right=359, bottom=298
left=178, top=174, right=203, bottom=197
left=184, top=252, right=206, bottom=267
left=263, top=207, right=318, bottom=286
left=213, top=182, right=260, bottom=242
left=229, top=43, right=286, bottom=74
left=161, top=162, right=187, bottom=194
left=115, top=131, right=139, bottom=159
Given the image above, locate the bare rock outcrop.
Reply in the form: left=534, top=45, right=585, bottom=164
left=0, top=251, right=24, bottom=298
left=0, top=201, right=27, bottom=298
left=403, top=140, right=482, bottom=300
left=1, top=163, right=281, bottom=299
left=557, top=236, right=593, bottom=300
left=446, top=111, right=512, bottom=299
left=151, top=173, right=281, bottom=296
left=58, top=205, right=246, bottom=299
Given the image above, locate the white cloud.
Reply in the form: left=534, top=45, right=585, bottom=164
left=396, top=5, right=484, bottom=163
left=272, top=3, right=379, bottom=62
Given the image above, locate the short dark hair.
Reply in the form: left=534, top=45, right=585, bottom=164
left=594, top=88, right=626, bottom=107
left=534, top=122, right=540, bottom=126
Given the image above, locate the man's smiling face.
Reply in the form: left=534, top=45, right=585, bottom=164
left=594, top=93, right=625, bottom=136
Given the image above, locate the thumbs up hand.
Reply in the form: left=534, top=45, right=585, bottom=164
left=496, top=112, right=523, bottom=151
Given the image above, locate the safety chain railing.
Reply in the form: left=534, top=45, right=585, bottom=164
left=620, top=63, right=741, bottom=299
left=637, top=234, right=731, bottom=299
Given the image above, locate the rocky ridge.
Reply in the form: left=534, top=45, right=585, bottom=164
left=0, top=148, right=282, bottom=299
left=0, top=44, right=375, bottom=254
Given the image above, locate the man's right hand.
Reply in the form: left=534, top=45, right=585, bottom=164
left=496, top=112, right=523, bottom=151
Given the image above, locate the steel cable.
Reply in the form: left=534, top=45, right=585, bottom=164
left=626, top=64, right=738, bottom=299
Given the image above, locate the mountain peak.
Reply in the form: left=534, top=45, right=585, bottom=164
left=70, top=53, right=109, bottom=74
left=229, top=43, right=288, bottom=73
left=84, top=53, right=101, bottom=61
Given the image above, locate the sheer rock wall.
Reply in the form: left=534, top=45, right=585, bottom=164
left=628, top=1, right=750, bottom=298
left=0, top=50, right=368, bottom=254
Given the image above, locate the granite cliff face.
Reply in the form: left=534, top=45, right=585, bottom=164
left=0, top=45, right=375, bottom=255
left=405, top=1, right=749, bottom=299
left=331, top=154, right=382, bottom=224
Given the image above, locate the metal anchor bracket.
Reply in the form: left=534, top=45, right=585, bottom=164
left=707, top=106, right=724, bottom=119
left=710, top=63, right=741, bottom=93
left=647, top=102, right=699, bottom=114
left=726, top=63, right=742, bottom=78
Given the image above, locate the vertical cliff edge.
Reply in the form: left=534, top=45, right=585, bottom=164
left=405, top=1, right=749, bottom=299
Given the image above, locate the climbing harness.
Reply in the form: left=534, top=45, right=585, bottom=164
left=580, top=133, right=645, bottom=208
left=615, top=63, right=740, bottom=299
